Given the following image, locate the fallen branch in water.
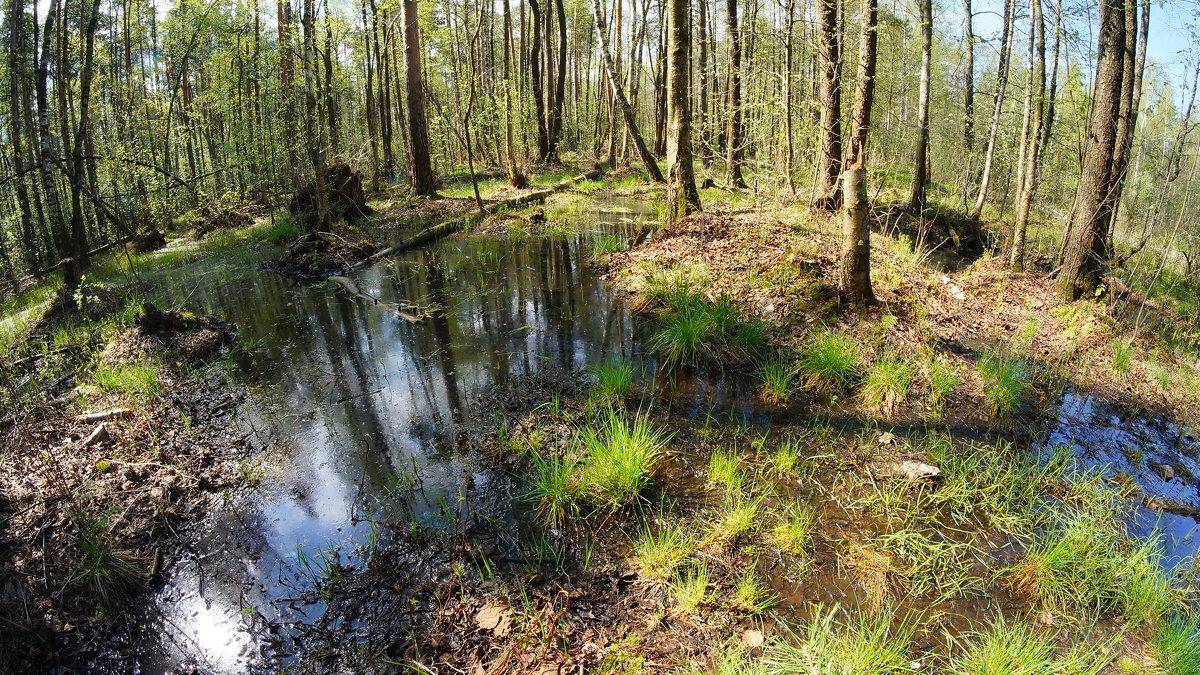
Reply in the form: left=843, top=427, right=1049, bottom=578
left=328, top=275, right=426, bottom=325
left=352, top=169, right=603, bottom=269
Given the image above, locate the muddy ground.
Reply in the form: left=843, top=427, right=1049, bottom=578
left=0, top=288, right=253, bottom=672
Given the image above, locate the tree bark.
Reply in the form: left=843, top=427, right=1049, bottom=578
left=35, top=1, right=75, bottom=289
left=9, top=0, right=37, bottom=270
left=962, top=0, right=976, bottom=204
left=1104, top=0, right=1148, bottom=257
left=839, top=0, right=878, bottom=305
left=813, top=0, right=842, bottom=209
left=908, top=0, right=932, bottom=214
left=402, top=0, right=437, bottom=196
left=588, top=0, right=665, bottom=181
left=665, top=0, right=701, bottom=223
left=724, top=0, right=745, bottom=187
left=1058, top=0, right=1128, bottom=300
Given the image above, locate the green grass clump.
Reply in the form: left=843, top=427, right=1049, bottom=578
left=771, top=503, right=817, bottom=556
left=1153, top=611, right=1200, bottom=675
left=771, top=438, right=801, bottom=475
left=707, top=449, right=744, bottom=492
left=672, top=560, right=711, bottom=614
left=759, top=355, right=796, bottom=404
left=766, top=606, right=915, bottom=674
left=265, top=213, right=301, bottom=245
left=649, top=307, right=711, bottom=367
left=797, top=330, right=861, bottom=394
left=630, top=521, right=695, bottom=584
left=528, top=451, right=581, bottom=525
left=588, top=356, right=636, bottom=403
left=923, top=354, right=961, bottom=419
left=1110, top=339, right=1133, bottom=375
left=947, top=617, right=1057, bottom=675
left=1008, top=508, right=1176, bottom=626
left=859, top=354, right=913, bottom=417
left=91, top=359, right=161, bottom=398
left=578, top=410, right=670, bottom=509
left=732, top=569, right=779, bottom=614
left=706, top=493, right=763, bottom=548
left=976, top=350, right=1030, bottom=419
left=70, top=510, right=142, bottom=610
left=591, top=233, right=625, bottom=258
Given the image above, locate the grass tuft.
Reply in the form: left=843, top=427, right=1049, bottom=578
left=977, top=350, right=1030, bottom=419
left=588, top=356, right=636, bottom=403
left=672, top=560, right=711, bottom=614
left=732, top=568, right=779, bottom=614
left=771, top=503, right=817, bottom=557
left=630, top=521, right=696, bottom=585
left=766, top=606, right=915, bottom=674
left=947, top=617, right=1056, bottom=675
left=859, top=353, right=913, bottom=417
left=797, top=330, right=861, bottom=394
left=759, top=355, right=796, bottom=404
left=578, top=409, right=671, bottom=509
left=91, top=359, right=161, bottom=398
left=528, top=451, right=581, bottom=525
left=707, top=449, right=744, bottom=492
left=1153, top=611, right=1200, bottom=675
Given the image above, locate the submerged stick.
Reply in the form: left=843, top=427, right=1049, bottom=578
left=328, top=275, right=427, bottom=325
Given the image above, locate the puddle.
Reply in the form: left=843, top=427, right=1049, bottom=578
left=119, top=199, right=1199, bottom=671
left=136, top=208, right=650, bottom=671
left=1047, top=390, right=1200, bottom=570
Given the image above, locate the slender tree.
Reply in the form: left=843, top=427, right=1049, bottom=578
left=970, top=0, right=1014, bottom=221
left=909, top=0, right=932, bottom=214
left=1010, top=0, right=1046, bottom=272
left=724, top=0, right=745, bottom=187
left=840, top=0, right=878, bottom=305
left=814, top=0, right=842, bottom=209
left=588, top=0, right=665, bottom=181
left=665, top=0, right=701, bottom=222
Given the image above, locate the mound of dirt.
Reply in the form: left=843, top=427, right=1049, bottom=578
left=187, top=204, right=256, bottom=238
left=264, top=230, right=378, bottom=278
left=289, top=163, right=375, bottom=226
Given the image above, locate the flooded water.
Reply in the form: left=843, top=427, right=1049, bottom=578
left=138, top=206, right=659, bottom=671
left=125, top=199, right=1199, bottom=672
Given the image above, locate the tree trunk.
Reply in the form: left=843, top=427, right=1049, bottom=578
left=529, top=0, right=550, bottom=160
left=665, top=0, right=701, bottom=223
left=402, top=0, right=437, bottom=196
left=970, top=0, right=1013, bottom=221
left=1104, top=0, right=1148, bottom=256
left=962, top=0, right=976, bottom=206
left=839, top=0, right=878, bottom=305
left=547, top=0, right=567, bottom=159
left=813, top=0, right=842, bottom=209
left=502, top=0, right=528, bottom=187
left=696, top=0, right=711, bottom=167
left=1009, top=0, right=1045, bottom=272
left=588, top=0, right=665, bottom=181
left=908, top=0, right=932, bottom=214
left=9, top=0, right=37, bottom=270
left=1058, top=0, right=1128, bottom=300
left=724, top=0, right=745, bottom=187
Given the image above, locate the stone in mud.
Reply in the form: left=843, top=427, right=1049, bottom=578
left=1150, top=462, right=1176, bottom=481
left=871, top=459, right=941, bottom=480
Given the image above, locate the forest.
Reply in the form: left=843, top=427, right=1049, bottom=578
left=1, top=0, right=1200, bottom=671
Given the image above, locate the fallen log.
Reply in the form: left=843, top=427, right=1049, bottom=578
left=77, top=408, right=132, bottom=423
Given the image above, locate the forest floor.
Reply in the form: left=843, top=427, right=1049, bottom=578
left=1, top=166, right=1199, bottom=673
left=288, top=175, right=1200, bottom=673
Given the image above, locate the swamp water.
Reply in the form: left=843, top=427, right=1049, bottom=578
left=114, top=200, right=1197, bottom=672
